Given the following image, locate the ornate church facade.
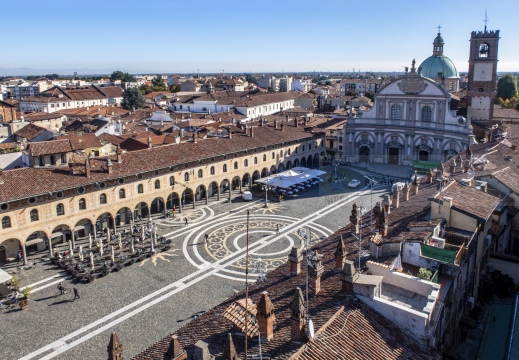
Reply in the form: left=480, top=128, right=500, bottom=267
left=343, top=29, right=497, bottom=166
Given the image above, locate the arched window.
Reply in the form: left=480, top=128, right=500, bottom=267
left=391, top=104, right=401, bottom=120
left=119, top=189, right=126, bottom=199
left=30, top=209, right=39, bottom=222
left=2, top=216, right=11, bottom=228
left=223, top=164, right=228, bottom=172
left=56, top=203, right=65, bottom=216
left=155, top=180, right=161, bottom=189
left=100, top=193, right=107, bottom=204
left=184, top=173, right=189, bottom=182
left=421, top=106, right=432, bottom=122
left=244, top=159, right=248, bottom=167
left=254, top=157, right=258, bottom=164
left=234, top=161, right=238, bottom=170
left=210, top=166, right=215, bottom=175
left=79, top=198, right=86, bottom=210
left=50, top=155, right=55, bottom=165
left=309, top=144, right=312, bottom=150
left=288, top=149, right=291, bottom=155
left=263, top=154, right=267, bottom=161
left=302, top=145, right=305, bottom=151
left=198, top=169, right=203, bottom=178
left=170, top=176, right=175, bottom=186
left=272, top=152, right=275, bottom=159
left=137, top=184, right=144, bottom=194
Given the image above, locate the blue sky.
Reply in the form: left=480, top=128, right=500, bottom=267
left=2, top=0, right=518, bottom=75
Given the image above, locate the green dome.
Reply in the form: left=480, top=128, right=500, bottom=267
left=419, top=55, right=458, bottom=79
left=433, top=33, right=444, bottom=44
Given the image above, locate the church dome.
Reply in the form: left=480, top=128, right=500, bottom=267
left=433, top=33, right=444, bottom=45
left=419, top=55, right=458, bottom=79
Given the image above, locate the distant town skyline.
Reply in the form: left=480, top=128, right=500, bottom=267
left=2, top=0, right=519, bottom=76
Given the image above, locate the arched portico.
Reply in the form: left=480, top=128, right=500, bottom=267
left=220, top=179, right=231, bottom=201
left=196, top=184, right=208, bottom=204
left=51, top=224, right=72, bottom=247
left=134, top=202, right=149, bottom=220
left=232, top=176, right=241, bottom=193
left=294, top=158, right=300, bottom=168
left=301, top=157, right=307, bottom=167
left=115, top=207, right=132, bottom=226
left=26, top=230, right=49, bottom=255
left=270, top=165, right=276, bottom=174
left=307, top=155, right=313, bottom=168
left=208, top=181, right=219, bottom=201
left=242, top=173, right=251, bottom=189
left=151, top=197, right=165, bottom=215
left=278, top=163, right=284, bottom=172
left=261, top=168, right=269, bottom=178
left=0, top=238, right=22, bottom=264
left=167, top=192, right=180, bottom=211
left=181, top=188, right=194, bottom=209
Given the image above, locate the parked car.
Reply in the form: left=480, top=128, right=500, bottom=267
left=348, top=179, right=361, bottom=188
left=242, top=191, right=253, bottom=201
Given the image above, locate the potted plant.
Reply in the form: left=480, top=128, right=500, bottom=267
left=19, top=287, right=31, bottom=310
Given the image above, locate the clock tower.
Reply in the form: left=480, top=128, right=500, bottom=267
left=467, top=26, right=500, bottom=123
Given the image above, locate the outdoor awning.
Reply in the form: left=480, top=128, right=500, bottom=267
left=255, top=167, right=326, bottom=189
left=26, top=238, right=45, bottom=246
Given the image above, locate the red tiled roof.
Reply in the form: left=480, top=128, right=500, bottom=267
left=55, top=133, right=103, bottom=151
left=28, top=139, right=72, bottom=157
left=13, top=123, right=49, bottom=140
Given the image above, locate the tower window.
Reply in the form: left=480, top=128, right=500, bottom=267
left=391, top=105, right=401, bottom=120
left=479, top=43, right=489, bottom=58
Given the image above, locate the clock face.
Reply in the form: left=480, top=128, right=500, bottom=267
left=473, top=63, right=493, bottom=81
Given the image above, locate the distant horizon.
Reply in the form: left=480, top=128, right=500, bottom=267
left=2, top=0, right=519, bottom=76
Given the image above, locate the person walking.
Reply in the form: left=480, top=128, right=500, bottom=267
left=185, top=218, right=188, bottom=226
left=204, top=233, right=209, bottom=243
left=172, top=207, right=176, bottom=218
left=17, top=250, right=22, bottom=264
left=73, top=287, right=80, bottom=300
left=276, top=224, right=280, bottom=235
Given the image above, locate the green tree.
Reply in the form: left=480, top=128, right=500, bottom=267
left=44, top=73, right=60, bottom=80
left=324, top=80, right=332, bottom=86
left=267, top=86, right=275, bottom=93
left=169, top=84, right=181, bottom=93
left=418, top=267, right=432, bottom=281
left=151, top=76, right=167, bottom=91
left=110, top=70, right=136, bottom=82
left=308, top=89, right=317, bottom=95
left=122, top=87, right=146, bottom=110
left=497, top=74, right=518, bottom=100
left=364, top=90, right=375, bottom=100
left=346, top=90, right=357, bottom=96
left=245, top=74, right=257, bottom=84
left=139, top=84, right=153, bottom=95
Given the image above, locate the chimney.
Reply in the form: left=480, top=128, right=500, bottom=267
left=435, top=196, right=453, bottom=225
left=175, top=136, right=181, bottom=144
left=288, top=246, right=303, bottom=276
left=403, top=183, right=410, bottom=201
left=379, top=206, right=388, bottom=237
left=223, top=334, right=238, bottom=360
left=260, top=118, right=264, bottom=127
left=228, top=128, right=232, bottom=139
left=163, top=335, right=187, bottom=360
left=192, top=133, right=197, bottom=144
left=373, top=202, right=381, bottom=228
left=334, top=235, right=347, bottom=271
left=85, top=159, right=91, bottom=178
left=107, top=332, right=124, bottom=360
left=308, top=251, right=324, bottom=295
left=117, top=146, right=122, bottom=164
left=382, top=194, right=391, bottom=214
left=340, top=260, right=358, bottom=294
left=294, top=116, right=298, bottom=128
left=290, top=287, right=307, bottom=342
left=463, top=159, right=471, bottom=173
left=412, top=175, right=419, bottom=195
left=89, top=154, right=95, bottom=167
left=304, top=116, right=308, bottom=127
left=148, top=136, right=153, bottom=149
left=256, top=291, right=275, bottom=341
left=392, top=185, right=400, bottom=208
left=285, top=114, right=289, bottom=122
left=449, top=157, right=456, bottom=173
left=350, top=203, right=360, bottom=234
left=193, top=340, right=212, bottom=360
left=281, top=123, right=285, bottom=132
left=107, top=159, right=113, bottom=175
left=274, top=119, right=278, bottom=129
left=250, top=126, right=254, bottom=138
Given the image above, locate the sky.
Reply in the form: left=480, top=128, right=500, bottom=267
left=1, top=0, right=519, bottom=76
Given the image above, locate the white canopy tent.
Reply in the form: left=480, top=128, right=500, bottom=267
left=255, top=167, right=326, bottom=189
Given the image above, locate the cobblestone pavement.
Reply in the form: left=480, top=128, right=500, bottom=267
left=3, top=166, right=389, bottom=360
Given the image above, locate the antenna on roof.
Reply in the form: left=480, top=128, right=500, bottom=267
left=484, top=10, right=488, bottom=32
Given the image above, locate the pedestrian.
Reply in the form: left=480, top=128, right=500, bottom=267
left=17, top=251, right=22, bottom=264
left=73, top=287, right=80, bottom=300
left=276, top=224, right=280, bottom=235
left=172, top=207, right=176, bottom=218
left=204, top=233, right=209, bottom=243
left=185, top=218, right=188, bottom=226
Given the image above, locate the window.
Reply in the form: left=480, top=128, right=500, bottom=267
left=272, top=152, right=275, bottom=159
left=198, top=169, right=203, bottom=178
left=30, top=209, right=39, bottom=222
left=254, top=157, right=258, bottom=165
left=223, top=164, right=227, bottom=172
left=210, top=166, right=215, bottom=175
left=184, top=173, right=189, bottom=182
left=39, top=156, right=44, bottom=166
left=244, top=159, right=248, bottom=167
left=234, top=161, right=238, bottom=170
left=479, top=43, right=489, bottom=58
left=155, top=180, right=161, bottom=189
left=2, top=216, right=11, bottom=228
left=288, top=149, right=291, bottom=155
left=50, top=155, right=55, bottom=165
left=61, top=154, right=66, bottom=164
left=263, top=154, right=266, bottom=161
left=170, top=176, right=175, bottom=186
left=391, top=104, right=401, bottom=120
left=79, top=198, right=86, bottom=210
left=100, top=193, right=107, bottom=204
left=119, top=189, right=126, bottom=199
left=422, top=106, right=432, bottom=122
left=137, top=184, right=144, bottom=194
left=309, top=144, right=312, bottom=150
left=56, top=203, right=65, bottom=216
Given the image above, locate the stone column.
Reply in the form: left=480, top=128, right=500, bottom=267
left=205, top=190, right=208, bottom=205
left=22, top=243, right=28, bottom=265
left=71, top=230, right=76, bottom=248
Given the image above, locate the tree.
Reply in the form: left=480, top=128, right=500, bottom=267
left=267, top=86, right=275, bottom=93
left=364, top=90, right=375, bottom=100
left=245, top=74, right=257, bottom=84
left=139, top=84, right=153, bottom=95
left=418, top=267, right=432, bottom=281
left=151, top=76, right=167, bottom=91
left=308, top=89, right=317, bottom=95
left=122, top=87, right=146, bottom=110
left=169, top=84, right=181, bottom=93
left=110, top=70, right=136, bottom=82
left=324, top=80, right=332, bottom=86
left=346, top=90, right=357, bottom=96
left=497, top=74, right=518, bottom=100
left=44, top=73, right=60, bottom=80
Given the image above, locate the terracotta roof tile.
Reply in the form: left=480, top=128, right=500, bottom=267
left=13, top=123, right=49, bottom=140
left=55, top=133, right=103, bottom=151
left=28, top=139, right=72, bottom=157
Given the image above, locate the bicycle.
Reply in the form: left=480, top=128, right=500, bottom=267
left=55, top=287, right=71, bottom=297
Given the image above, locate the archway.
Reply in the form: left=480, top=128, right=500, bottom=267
left=26, top=231, right=49, bottom=254
left=51, top=224, right=72, bottom=247
left=116, top=207, right=132, bottom=226
left=220, top=179, right=231, bottom=200
left=294, top=158, right=300, bottom=168
left=418, top=150, right=429, bottom=161
left=301, top=157, right=307, bottom=168
left=261, top=167, right=269, bottom=178
left=0, top=238, right=21, bottom=264
left=359, top=146, right=370, bottom=163
left=95, top=213, right=113, bottom=235
left=181, top=188, right=194, bottom=209
left=270, top=165, right=276, bottom=175
left=196, top=184, right=207, bottom=204
left=278, top=163, right=284, bottom=172
left=232, top=176, right=241, bottom=192
left=388, top=147, right=399, bottom=165
left=242, top=173, right=251, bottom=189
left=208, top=181, right=219, bottom=200
left=252, top=170, right=260, bottom=182
left=151, top=197, right=165, bottom=215
left=134, top=202, right=149, bottom=220
left=313, top=153, right=319, bottom=168
left=286, top=161, right=293, bottom=170
left=167, top=192, right=180, bottom=210
left=307, top=155, right=313, bottom=168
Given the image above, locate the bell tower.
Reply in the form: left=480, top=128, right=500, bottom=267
left=467, top=17, right=500, bottom=124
